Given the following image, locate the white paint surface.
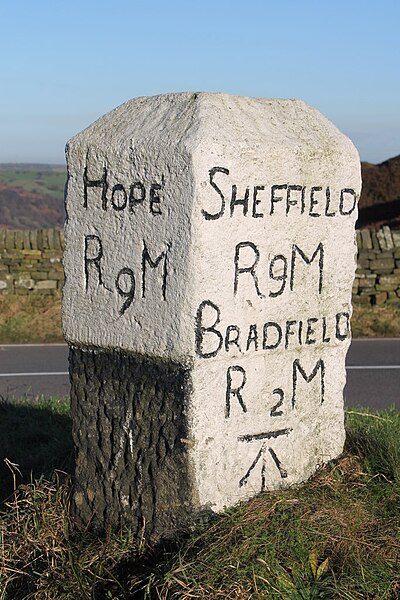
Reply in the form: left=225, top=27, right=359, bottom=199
left=63, top=92, right=361, bottom=511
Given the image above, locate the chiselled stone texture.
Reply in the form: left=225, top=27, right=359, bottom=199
left=69, top=347, right=196, bottom=540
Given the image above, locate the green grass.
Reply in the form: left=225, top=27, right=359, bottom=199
left=1, top=400, right=400, bottom=598
left=0, top=169, right=65, bottom=197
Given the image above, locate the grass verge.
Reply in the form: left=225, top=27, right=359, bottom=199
left=352, top=304, right=400, bottom=337
left=1, top=403, right=400, bottom=598
left=0, top=293, right=63, bottom=343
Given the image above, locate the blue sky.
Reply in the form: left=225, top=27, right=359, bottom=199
left=1, top=0, right=399, bottom=164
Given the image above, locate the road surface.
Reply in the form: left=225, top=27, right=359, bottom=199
left=0, top=340, right=399, bottom=410
left=345, top=338, right=400, bottom=410
left=0, top=344, right=69, bottom=399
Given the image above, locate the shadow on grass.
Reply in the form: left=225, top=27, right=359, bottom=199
left=0, top=398, right=73, bottom=502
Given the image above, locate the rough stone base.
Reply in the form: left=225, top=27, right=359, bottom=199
left=69, top=347, right=197, bottom=541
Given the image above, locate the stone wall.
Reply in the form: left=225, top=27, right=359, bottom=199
left=1, top=226, right=400, bottom=305
left=0, top=228, right=64, bottom=295
left=354, top=226, right=400, bottom=306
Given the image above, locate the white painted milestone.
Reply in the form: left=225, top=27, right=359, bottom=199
left=63, top=92, right=361, bottom=513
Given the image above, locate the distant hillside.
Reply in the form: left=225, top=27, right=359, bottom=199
left=0, top=166, right=65, bottom=229
left=358, top=155, right=400, bottom=228
left=0, top=163, right=65, bottom=173
left=0, top=157, right=399, bottom=229
left=360, top=155, right=400, bottom=208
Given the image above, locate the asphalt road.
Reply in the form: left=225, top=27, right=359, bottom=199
left=345, top=338, right=400, bottom=410
left=0, top=340, right=399, bottom=410
left=0, top=344, right=69, bottom=399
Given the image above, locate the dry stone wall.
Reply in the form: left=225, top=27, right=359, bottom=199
left=0, top=228, right=64, bottom=295
left=354, top=225, right=400, bottom=306
left=1, top=226, right=400, bottom=305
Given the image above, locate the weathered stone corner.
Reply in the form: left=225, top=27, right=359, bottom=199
left=69, top=347, right=197, bottom=540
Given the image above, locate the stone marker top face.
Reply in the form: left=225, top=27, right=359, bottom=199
left=63, top=92, right=361, bottom=363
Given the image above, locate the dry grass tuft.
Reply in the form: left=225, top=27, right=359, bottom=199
left=0, top=472, right=71, bottom=598
left=0, top=472, right=138, bottom=599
